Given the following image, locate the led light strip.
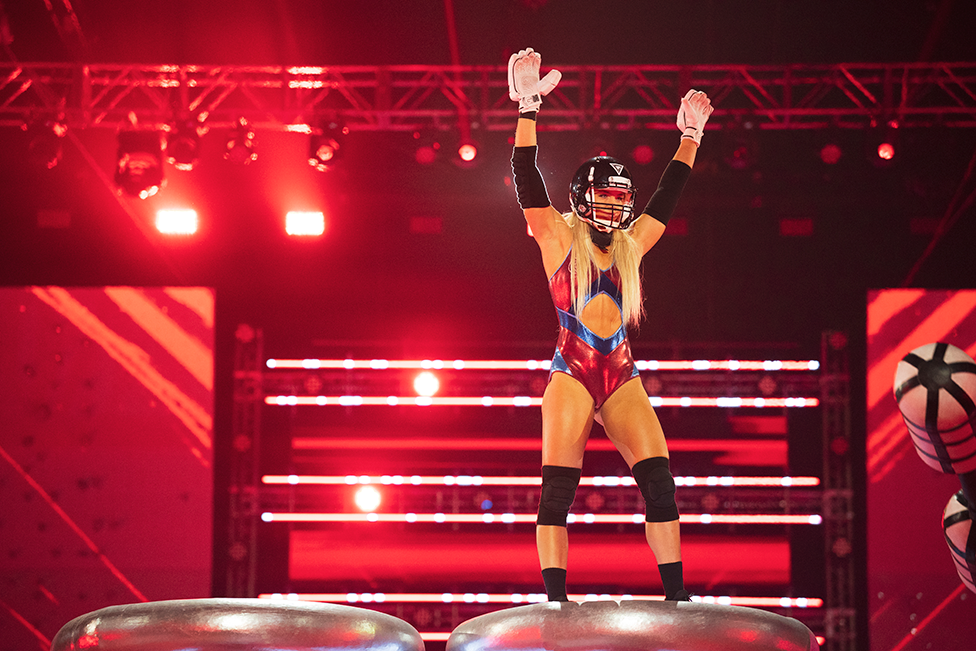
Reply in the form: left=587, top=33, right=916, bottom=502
left=262, top=474, right=821, bottom=487
left=264, top=395, right=820, bottom=408
left=266, top=358, right=820, bottom=371
left=258, top=592, right=823, bottom=608
left=261, top=512, right=823, bottom=525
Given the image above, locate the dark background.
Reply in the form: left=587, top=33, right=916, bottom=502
left=2, top=0, right=975, bottom=353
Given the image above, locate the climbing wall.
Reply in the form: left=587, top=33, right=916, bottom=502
left=0, top=286, right=214, bottom=650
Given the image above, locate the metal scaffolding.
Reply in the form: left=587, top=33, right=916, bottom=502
left=3, top=61, right=976, bottom=132
left=820, top=331, right=855, bottom=651
left=227, top=324, right=264, bottom=598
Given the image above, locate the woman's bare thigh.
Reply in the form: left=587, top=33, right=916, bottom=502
left=541, top=372, right=596, bottom=468
left=598, top=377, right=669, bottom=468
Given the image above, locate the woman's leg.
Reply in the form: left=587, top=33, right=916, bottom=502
left=537, top=372, right=595, bottom=599
left=599, top=377, right=686, bottom=598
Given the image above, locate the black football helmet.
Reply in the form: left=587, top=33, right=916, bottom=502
left=569, top=156, right=638, bottom=230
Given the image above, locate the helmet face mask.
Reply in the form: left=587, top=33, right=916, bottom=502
left=569, top=156, right=638, bottom=230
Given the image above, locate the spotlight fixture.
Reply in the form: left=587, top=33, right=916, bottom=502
left=115, top=129, right=164, bottom=199
left=412, top=131, right=440, bottom=165
left=719, top=122, right=759, bottom=171
left=457, top=142, right=478, bottom=163
left=308, top=122, right=348, bottom=172
left=165, top=118, right=206, bottom=171
left=354, top=486, right=382, bottom=512
left=819, top=143, right=842, bottom=165
left=25, top=119, right=67, bottom=169
left=155, top=209, right=199, bottom=235
left=451, top=137, right=482, bottom=169
left=869, top=119, right=899, bottom=167
left=225, top=116, right=258, bottom=165
left=631, top=143, right=654, bottom=166
left=724, top=135, right=757, bottom=170
left=285, top=211, right=325, bottom=236
left=413, top=371, right=440, bottom=397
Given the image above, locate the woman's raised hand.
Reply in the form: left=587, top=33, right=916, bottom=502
left=676, top=89, right=714, bottom=145
left=508, top=48, right=561, bottom=114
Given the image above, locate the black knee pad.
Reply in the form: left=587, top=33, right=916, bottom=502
left=632, top=457, right=679, bottom=523
left=537, top=465, right=582, bottom=527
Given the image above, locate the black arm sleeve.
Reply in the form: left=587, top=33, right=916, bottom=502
left=511, top=145, right=551, bottom=209
left=641, top=159, right=692, bottom=226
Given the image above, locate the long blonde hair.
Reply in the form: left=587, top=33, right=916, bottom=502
left=565, top=212, right=644, bottom=328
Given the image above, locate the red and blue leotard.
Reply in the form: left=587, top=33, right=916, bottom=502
left=548, top=247, right=639, bottom=410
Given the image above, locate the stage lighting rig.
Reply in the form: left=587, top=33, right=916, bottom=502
left=25, top=119, right=67, bottom=170
left=114, top=129, right=164, bottom=199
left=308, top=121, right=348, bottom=172
left=224, top=116, right=258, bottom=165
left=165, top=118, right=207, bottom=171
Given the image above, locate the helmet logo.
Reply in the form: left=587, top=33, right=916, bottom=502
left=610, top=162, right=624, bottom=175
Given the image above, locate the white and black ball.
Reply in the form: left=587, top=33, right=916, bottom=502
left=894, top=342, right=976, bottom=474
left=943, top=490, right=976, bottom=594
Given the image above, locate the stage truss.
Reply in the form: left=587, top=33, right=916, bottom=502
left=2, top=61, right=976, bottom=132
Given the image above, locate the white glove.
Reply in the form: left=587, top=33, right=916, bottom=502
left=676, top=89, right=714, bottom=145
left=508, top=48, right=561, bottom=113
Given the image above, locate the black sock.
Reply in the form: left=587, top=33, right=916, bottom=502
left=541, top=567, right=569, bottom=602
left=658, top=561, right=684, bottom=600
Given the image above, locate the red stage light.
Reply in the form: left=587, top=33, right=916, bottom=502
left=458, top=143, right=477, bottom=162
left=115, top=129, right=164, bottom=199
left=354, top=486, right=382, bottom=512
left=413, top=371, right=440, bottom=397
left=819, top=143, right=842, bottom=165
left=225, top=116, right=258, bottom=165
left=26, top=120, right=67, bottom=169
left=165, top=121, right=204, bottom=172
left=877, top=142, right=895, bottom=160
left=415, top=145, right=439, bottom=165
left=308, top=123, right=348, bottom=171
left=155, top=209, right=198, bottom=235
left=631, top=144, right=654, bottom=165
left=285, top=211, right=325, bottom=236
